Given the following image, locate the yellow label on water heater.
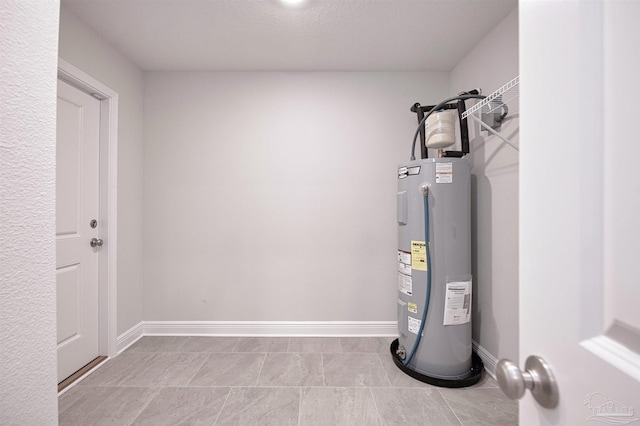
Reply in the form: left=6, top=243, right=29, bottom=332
left=411, top=240, right=427, bottom=271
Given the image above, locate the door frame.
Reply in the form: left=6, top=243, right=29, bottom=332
left=57, top=58, right=118, bottom=358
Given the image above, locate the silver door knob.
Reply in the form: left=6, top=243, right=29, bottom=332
left=496, top=356, right=559, bottom=409
left=90, top=238, right=103, bottom=248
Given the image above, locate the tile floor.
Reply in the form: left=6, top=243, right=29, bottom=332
left=58, top=336, right=517, bottom=425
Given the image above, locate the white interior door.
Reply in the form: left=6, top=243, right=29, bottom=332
left=518, top=0, right=640, bottom=423
left=56, top=78, right=101, bottom=382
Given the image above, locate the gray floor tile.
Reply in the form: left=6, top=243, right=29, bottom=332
left=299, top=387, right=382, bottom=426
left=257, top=353, right=323, bottom=386
left=127, top=336, right=188, bottom=353
left=340, top=337, right=391, bottom=353
left=376, top=353, right=436, bottom=388
left=131, top=387, right=230, bottom=426
left=82, top=352, right=208, bottom=387
left=59, top=386, right=156, bottom=426
left=371, top=387, right=461, bottom=426
left=130, top=352, right=209, bottom=387
left=79, top=353, right=150, bottom=386
left=189, top=352, right=265, bottom=386
left=215, top=387, right=300, bottom=426
left=439, top=388, right=517, bottom=426
left=288, top=337, right=342, bottom=353
left=180, top=336, right=241, bottom=352
left=233, top=337, right=290, bottom=352
left=58, top=336, right=515, bottom=426
left=58, top=385, right=87, bottom=415
left=323, top=353, right=390, bottom=387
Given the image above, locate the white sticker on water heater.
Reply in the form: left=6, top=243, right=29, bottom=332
left=443, top=280, right=471, bottom=325
left=435, top=162, right=453, bottom=183
left=398, top=262, right=411, bottom=276
left=398, top=273, right=412, bottom=296
left=397, top=250, right=411, bottom=265
left=397, top=250, right=412, bottom=278
left=408, top=316, right=421, bottom=334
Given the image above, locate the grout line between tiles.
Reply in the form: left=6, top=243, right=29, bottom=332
left=375, top=353, right=393, bottom=387
left=212, top=387, right=233, bottom=426
left=368, top=387, right=385, bottom=426
left=229, top=337, right=241, bottom=352
left=253, top=353, right=268, bottom=387
left=297, top=386, right=302, bottom=426
left=125, top=387, right=161, bottom=426
left=183, top=353, right=211, bottom=386
left=437, top=388, right=464, bottom=426
left=320, top=353, right=325, bottom=387
left=100, top=384, right=464, bottom=389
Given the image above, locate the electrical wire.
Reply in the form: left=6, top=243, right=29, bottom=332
left=403, top=191, right=431, bottom=366
left=410, top=94, right=485, bottom=160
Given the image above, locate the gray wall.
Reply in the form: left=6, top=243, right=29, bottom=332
left=143, top=71, right=449, bottom=321
left=450, top=8, right=519, bottom=364
left=0, top=1, right=60, bottom=423
left=59, top=6, right=145, bottom=335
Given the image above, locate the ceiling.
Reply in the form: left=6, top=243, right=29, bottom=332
left=62, top=0, right=517, bottom=72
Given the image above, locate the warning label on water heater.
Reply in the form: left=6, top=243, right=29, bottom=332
left=408, top=316, right=421, bottom=334
left=436, top=162, right=453, bottom=184
left=443, top=280, right=471, bottom=326
left=398, top=273, right=412, bottom=296
left=398, top=250, right=413, bottom=296
left=397, top=250, right=412, bottom=276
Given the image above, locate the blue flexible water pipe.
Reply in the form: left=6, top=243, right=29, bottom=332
left=403, top=191, right=432, bottom=366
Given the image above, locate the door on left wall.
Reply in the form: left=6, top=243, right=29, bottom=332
left=56, top=79, right=101, bottom=382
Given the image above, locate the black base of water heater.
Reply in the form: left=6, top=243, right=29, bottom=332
left=390, top=339, right=484, bottom=388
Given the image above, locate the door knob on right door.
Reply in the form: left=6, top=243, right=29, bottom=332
left=496, top=355, right=559, bottom=409
left=90, top=238, right=103, bottom=248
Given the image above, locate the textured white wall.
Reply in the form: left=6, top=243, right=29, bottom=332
left=58, top=5, right=145, bottom=335
left=449, top=8, right=519, bottom=363
left=143, top=72, right=449, bottom=321
left=0, top=1, right=60, bottom=424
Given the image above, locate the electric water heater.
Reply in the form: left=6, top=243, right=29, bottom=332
left=391, top=91, right=485, bottom=387
left=396, top=158, right=472, bottom=377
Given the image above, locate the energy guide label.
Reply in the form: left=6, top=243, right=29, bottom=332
left=398, top=273, right=412, bottom=296
left=408, top=316, right=421, bottom=334
left=398, top=250, right=411, bottom=276
left=411, top=241, right=427, bottom=271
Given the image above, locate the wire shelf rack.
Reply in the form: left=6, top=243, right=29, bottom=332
left=462, top=76, right=519, bottom=120
left=462, top=75, right=519, bottom=151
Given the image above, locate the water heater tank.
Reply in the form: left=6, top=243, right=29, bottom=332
left=395, top=158, right=478, bottom=383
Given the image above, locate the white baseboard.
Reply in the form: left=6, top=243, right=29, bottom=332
left=473, top=340, right=498, bottom=379
left=116, top=322, right=144, bottom=354
left=116, top=321, right=397, bottom=353
left=142, top=321, right=398, bottom=337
